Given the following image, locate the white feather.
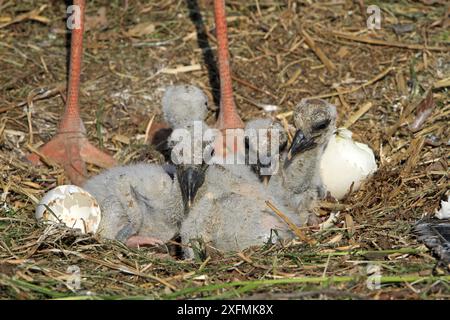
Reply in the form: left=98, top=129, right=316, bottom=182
left=435, top=195, right=450, bottom=219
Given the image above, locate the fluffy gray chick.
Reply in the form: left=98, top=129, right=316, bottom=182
left=180, top=162, right=299, bottom=259
left=268, top=98, right=337, bottom=225
left=169, top=121, right=213, bottom=210
left=244, top=118, right=288, bottom=181
left=162, top=85, right=212, bottom=211
left=162, top=85, right=208, bottom=129
left=83, top=163, right=183, bottom=247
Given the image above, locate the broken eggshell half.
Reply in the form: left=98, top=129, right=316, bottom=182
left=320, top=128, right=377, bottom=200
left=35, top=185, right=101, bottom=234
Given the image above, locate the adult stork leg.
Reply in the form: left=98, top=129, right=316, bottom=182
left=213, top=0, right=245, bottom=159
left=27, top=0, right=116, bottom=186
left=214, top=0, right=244, bottom=130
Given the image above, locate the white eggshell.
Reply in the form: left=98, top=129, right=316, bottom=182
left=435, top=195, right=450, bottom=219
left=320, top=128, right=377, bottom=200
left=35, top=185, right=101, bottom=234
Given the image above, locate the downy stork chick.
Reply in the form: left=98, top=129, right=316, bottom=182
left=162, top=85, right=212, bottom=211
left=180, top=162, right=300, bottom=259
left=244, top=118, right=288, bottom=180
left=83, top=163, right=184, bottom=248
left=162, top=85, right=208, bottom=129
left=268, top=99, right=337, bottom=225
left=169, top=121, right=213, bottom=211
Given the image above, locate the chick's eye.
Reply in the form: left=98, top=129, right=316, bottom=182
left=312, top=119, right=330, bottom=131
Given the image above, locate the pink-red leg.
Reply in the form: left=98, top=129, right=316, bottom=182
left=27, top=0, right=116, bottom=185
left=213, top=0, right=245, bottom=157
left=126, top=235, right=164, bottom=248
left=213, top=0, right=244, bottom=131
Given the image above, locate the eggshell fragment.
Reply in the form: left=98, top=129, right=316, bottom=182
left=320, top=128, right=377, bottom=200
left=35, top=185, right=101, bottom=234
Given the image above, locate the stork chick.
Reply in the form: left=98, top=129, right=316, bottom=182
left=180, top=162, right=299, bottom=258
left=268, top=98, right=337, bottom=225
left=244, top=118, right=288, bottom=181
left=162, top=85, right=208, bottom=129
left=162, top=85, right=213, bottom=210
left=169, top=121, right=213, bottom=211
left=83, top=164, right=183, bottom=248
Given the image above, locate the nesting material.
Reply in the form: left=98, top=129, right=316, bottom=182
left=35, top=185, right=101, bottom=234
left=320, top=128, right=377, bottom=200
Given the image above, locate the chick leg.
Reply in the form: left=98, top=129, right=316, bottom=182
left=97, top=195, right=140, bottom=241
left=126, top=236, right=164, bottom=248
left=120, top=186, right=166, bottom=248
left=299, top=210, right=321, bottom=227
left=112, top=186, right=147, bottom=243
left=297, top=189, right=321, bottom=226
left=115, top=209, right=164, bottom=247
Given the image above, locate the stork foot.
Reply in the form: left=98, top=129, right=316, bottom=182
left=213, top=128, right=246, bottom=160
left=27, top=132, right=117, bottom=186
left=126, top=235, right=164, bottom=248
left=217, top=112, right=244, bottom=132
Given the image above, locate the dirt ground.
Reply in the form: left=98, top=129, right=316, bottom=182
left=0, top=0, right=449, bottom=299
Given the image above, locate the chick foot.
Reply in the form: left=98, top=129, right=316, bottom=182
left=126, top=235, right=165, bottom=248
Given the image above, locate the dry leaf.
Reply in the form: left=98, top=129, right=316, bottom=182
left=344, top=214, right=355, bottom=236
left=409, top=90, right=434, bottom=133
left=391, top=24, right=415, bottom=35
left=337, top=46, right=350, bottom=58
left=161, top=64, right=202, bottom=74
left=126, top=22, right=155, bottom=38
left=112, top=134, right=130, bottom=145
left=0, top=5, right=49, bottom=29
left=85, top=7, right=108, bottom=31
left=401, top=136, right=426, bottom=177
left=434, top=77, right=450, bottom=89
left=327, top=233, right=343, bottom=244
left=344, top=102, right=373, bottom=128
left=419, top=0, right=447, bottom=4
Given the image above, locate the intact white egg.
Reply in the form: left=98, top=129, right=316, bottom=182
left=35, top=185, right=101, bottom=234
left=320, top=128, right=377, bottom=200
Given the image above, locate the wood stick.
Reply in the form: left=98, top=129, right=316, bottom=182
left=302, top=29, right=336, bottom=72
left=265, top=201, right=315, bottom=244
left=344, top=102, right=374, bottom=128
left=277, top=67, right=393, bottom=119
left=331, top=31, right=449, bottom=51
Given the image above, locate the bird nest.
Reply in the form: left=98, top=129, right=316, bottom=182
left=0, top=0, right=449, bottom=299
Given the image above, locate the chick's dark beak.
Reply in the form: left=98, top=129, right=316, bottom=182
left=287, top=129, right=317, bottom=160
left=178, top=166, right=205, bottom=209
